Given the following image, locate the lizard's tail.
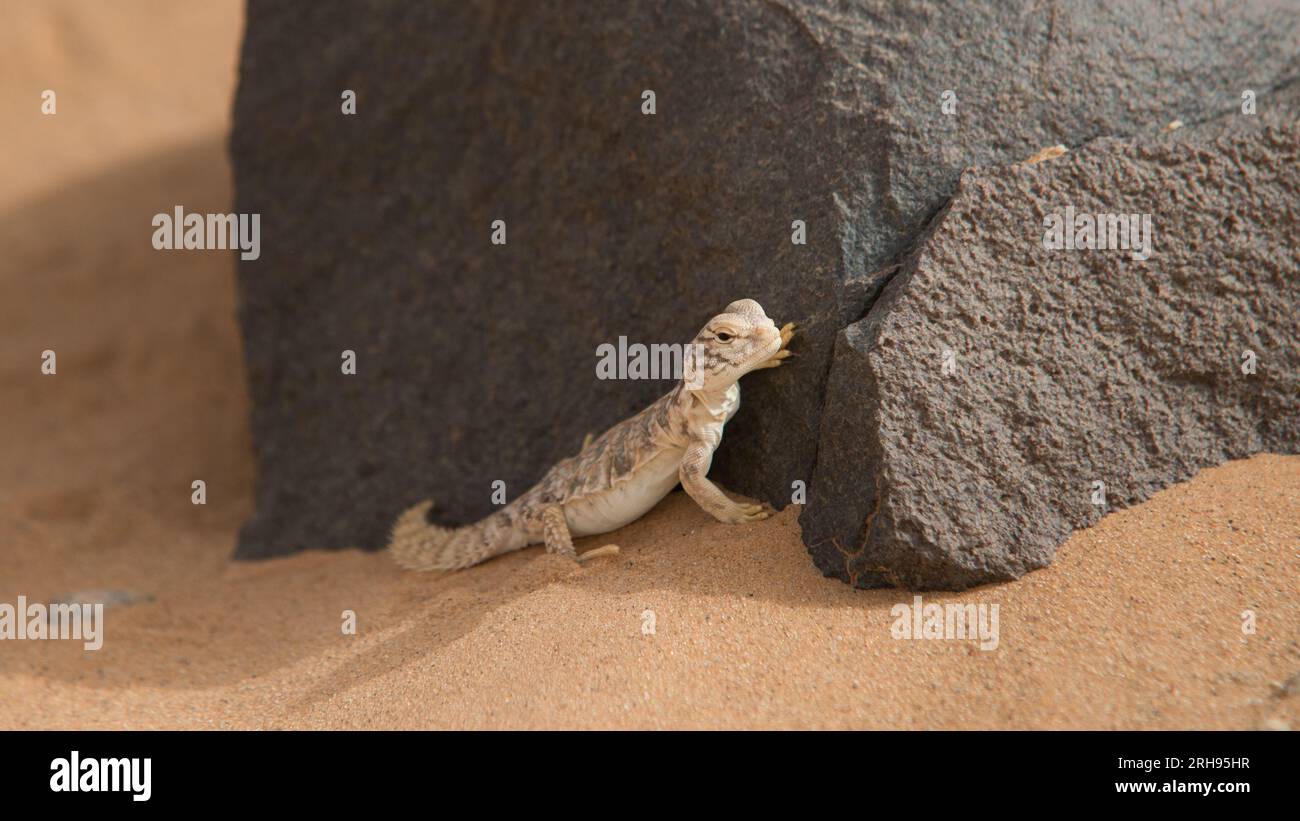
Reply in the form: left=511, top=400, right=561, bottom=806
left=388, top=501, right=453, bottom=571
left=388, top=500, right=524, bottom=571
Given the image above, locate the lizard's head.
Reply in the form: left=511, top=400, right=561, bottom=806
left=684, top=298, right=781, bottom=392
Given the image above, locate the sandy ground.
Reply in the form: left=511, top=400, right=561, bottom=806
left=1, top=1, right=1297, bottom=730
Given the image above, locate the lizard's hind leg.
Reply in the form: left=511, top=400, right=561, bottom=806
left=540, top=506, right=620, bottom=564
left=540, top=506, right=577, bottom=560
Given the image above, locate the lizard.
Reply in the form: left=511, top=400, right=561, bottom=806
left=389, top=298, right=795, bottom=571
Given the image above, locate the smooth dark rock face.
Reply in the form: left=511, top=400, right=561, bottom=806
left=802, top=124, right=1300, bottom=589
left=233, top=0, right=845, bottom=556
left=231, top=0, right=1299, bottom=562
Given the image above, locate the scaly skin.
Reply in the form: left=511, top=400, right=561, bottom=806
left=389, top=298, right=795, bottom=571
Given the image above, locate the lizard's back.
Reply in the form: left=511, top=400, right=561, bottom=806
left=522, top=389, right=688, bottom=536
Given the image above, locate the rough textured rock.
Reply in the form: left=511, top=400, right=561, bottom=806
left=231, top=0, right=1300, bottom=557
left=802, top=122, right=1300, bottom=589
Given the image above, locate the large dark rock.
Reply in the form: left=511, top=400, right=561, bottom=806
left=231, top=0, right=1299, bottom=559
left=802, top=121, right=1300, bottom=589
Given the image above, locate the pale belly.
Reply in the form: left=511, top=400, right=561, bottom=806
left=563, top=448, right=684, bottom=537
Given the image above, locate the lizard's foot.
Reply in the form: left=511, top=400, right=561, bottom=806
left=713, top=501, right=773, bottom=524
left=577, top=544, right=620, bottom=563
left=778, top=321, right=796, bottom=348
left=756, top=349, right=792, bottom=369
left=757, top=322, right=796, bottom=369
left=546, top=541, right=577, bottom=560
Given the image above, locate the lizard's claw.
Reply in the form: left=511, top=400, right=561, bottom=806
left=730, top=502, right=773, bottom=523
left=758, top=322, right=797, bottom=369
left=756, top=349, right=793, bottom=369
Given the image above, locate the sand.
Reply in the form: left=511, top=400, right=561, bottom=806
left=1, top=1, right=1296, bottom=730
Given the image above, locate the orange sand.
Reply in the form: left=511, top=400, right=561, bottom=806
left=0, top=1, right=1296, bottom=730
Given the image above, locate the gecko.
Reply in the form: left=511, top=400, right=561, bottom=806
left=389, top=298, right=795, bottom=571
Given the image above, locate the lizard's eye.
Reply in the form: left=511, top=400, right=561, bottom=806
left=715, top=331, right=734, bottom=343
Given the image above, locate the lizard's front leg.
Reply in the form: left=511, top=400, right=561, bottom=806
left=679, top=440, right=771, bottom=524
left=540, top=506, right=620, bottom=564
